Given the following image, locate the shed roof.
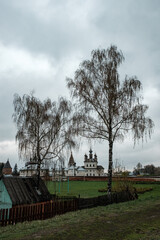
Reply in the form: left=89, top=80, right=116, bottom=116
left=2, top=176, right=51, bottom=206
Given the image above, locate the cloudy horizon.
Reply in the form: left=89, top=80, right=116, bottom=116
left=0, top=0, right=159, bottom=172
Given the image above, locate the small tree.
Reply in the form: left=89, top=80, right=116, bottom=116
left=13, top=93, right=76, bottom=187
left=67, top=45, right=154, bottom=193
left=12, top=163, right=19, bottom=176
left=133, top=162, right=143, bottom=175
left=154, top=167, right=160, bottom=176
left=0, top=163, right=4, bottom=176
left=144, top=164, right=155, bottom=175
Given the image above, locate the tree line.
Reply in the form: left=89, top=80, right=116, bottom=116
left=133, top=163, right=160, bottom=176
left=13, top=45, right=154, bottom=192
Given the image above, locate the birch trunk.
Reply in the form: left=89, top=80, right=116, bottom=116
left=108, top=140, right=113, bottom=194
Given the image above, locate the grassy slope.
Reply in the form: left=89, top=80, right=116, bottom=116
left=1, top=183, right=160, bottom=240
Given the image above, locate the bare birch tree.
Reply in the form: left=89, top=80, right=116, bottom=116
left=67, top=45, right=154, bottom=193
left=13, top=93, right=76, bottom=186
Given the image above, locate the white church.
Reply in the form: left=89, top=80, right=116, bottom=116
left=65, top=149, right=104, bottom=177
left=19, top=149, right=105, bottom=179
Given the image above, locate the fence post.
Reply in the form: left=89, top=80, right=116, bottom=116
left=9, top=207, right=13, bottom=225
left=42, top=203, right=44, bottom=220
left=1, top=209, right=5, bottom=226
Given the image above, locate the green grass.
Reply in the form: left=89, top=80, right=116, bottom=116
left=46, top=180, right=157, bottom=198
left=1, top=182, right=160, bottom=240
left=45, top=180, right=108, bottom=198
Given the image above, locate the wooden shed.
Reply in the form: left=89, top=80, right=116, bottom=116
left=0, top=175, right=51, bottom=210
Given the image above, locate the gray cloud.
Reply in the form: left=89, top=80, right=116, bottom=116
left=0, top=0, right=159, bottom=171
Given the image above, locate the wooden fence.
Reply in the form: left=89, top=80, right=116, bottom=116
left=78, top=191, right=137, bottom=209
left=0, top=191, right=137, bottom=227
left=0, top=199, right=78, bottom=226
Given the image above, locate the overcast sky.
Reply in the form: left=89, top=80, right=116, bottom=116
left=0, top=0, right=159, bottom=171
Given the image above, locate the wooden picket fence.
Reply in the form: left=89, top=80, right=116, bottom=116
left=0, top=198, right=78, bottom=226
left=0, top=191, right=137, bottom=227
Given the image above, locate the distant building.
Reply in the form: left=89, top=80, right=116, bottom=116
left=2, top=160, right=12, bottom=175
left=19, top=164, right=50, bottom=179
left=65, top=149, right=104, bottom=177
left=84, top=149, right=104, bottom=176
left=19, top=164, right=37, bottom=177
left=19, top=149, right=105, bottom=178
left=65, top=152, right=86, bottom=177
left=68, top=152, right=76, bottom=167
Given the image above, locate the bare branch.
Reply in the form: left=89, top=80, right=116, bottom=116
left=67, top=45, right=154, bottom=193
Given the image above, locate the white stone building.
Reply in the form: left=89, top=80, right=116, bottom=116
left=64, top=152, right=86, bottom=177
left=65, top=149, right=104, bottom=177
left=84, top=149, right=104, bottom=176
left=19, top=164, right=50, bottom=178
left=19, top=150, right=104, bottom=179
